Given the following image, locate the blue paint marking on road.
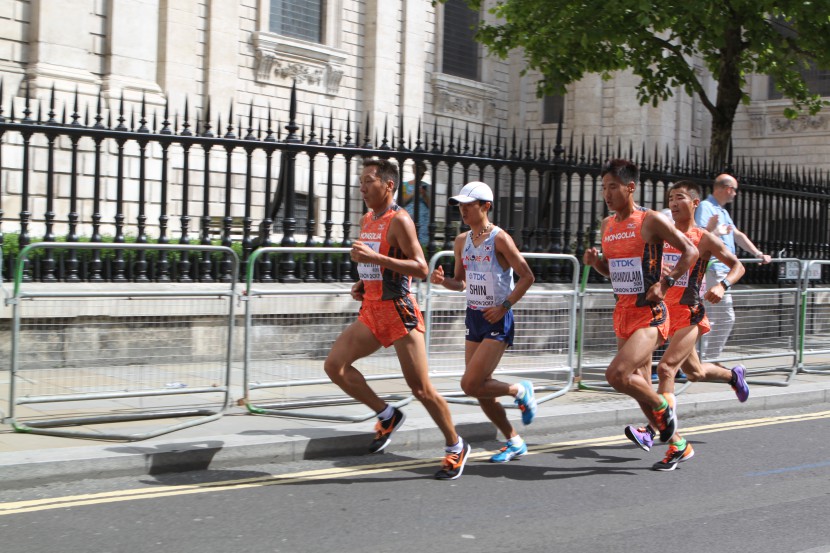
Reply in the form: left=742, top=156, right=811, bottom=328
left=745, top=460, right=830, bottom=477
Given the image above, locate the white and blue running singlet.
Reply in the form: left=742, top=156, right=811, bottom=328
left=463, top=227, right=515, bottom=345
left=463, top=227, right=513, bottom=310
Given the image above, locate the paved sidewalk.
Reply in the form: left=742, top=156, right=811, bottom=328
left=1, top=371, right=829, bottom=488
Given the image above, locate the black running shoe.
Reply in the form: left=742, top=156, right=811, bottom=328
left=653, top=401, right=677, bottom=443
left=368, top=408, right=406, bottom=453
left=652, top=442, right=695, bottom=471
left=434, top=439, right=471, bottom=480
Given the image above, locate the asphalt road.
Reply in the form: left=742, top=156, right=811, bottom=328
left=2, top=405, right=829, bottom=553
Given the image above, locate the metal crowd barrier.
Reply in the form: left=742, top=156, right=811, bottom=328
left=242, top=247, right=414, bottom=422
left=799, top=259, right=830, bottom=375
left=6, top=243, right=237, bottom=440
left=424, top=251, right=579, bottom=406
left=577, top=258, right=802, bottom=392
left=701, top=258, right=801, bottom=386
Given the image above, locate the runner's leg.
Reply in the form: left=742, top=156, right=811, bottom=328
left=461, top=339, right=516, bottom=440
left=324, top=320, right=384, bottom=411
left=393, top=329, right=459, bottom=446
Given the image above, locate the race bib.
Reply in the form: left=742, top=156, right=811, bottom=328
left=608, top=257, right=645, bottom=295
left=466, top=270, right=495, bottom=308
left=357, top=241, right=382, bottom=281
left=662, top=251, right=689, bottom=287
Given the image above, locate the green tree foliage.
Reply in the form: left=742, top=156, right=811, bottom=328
left=449, top=0, right=830, bottom=166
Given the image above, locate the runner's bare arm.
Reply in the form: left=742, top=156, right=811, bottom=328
left=583, top=219, right=610, bottom=277
left=645, top=210, right=698, bottom=281
left=643, top=210, right=698, bottom=303
left=700, top=230, right=745, bottom=304
left=430, top=233, right=467, bottom=291
left=495, top=231, right=535, bottom=306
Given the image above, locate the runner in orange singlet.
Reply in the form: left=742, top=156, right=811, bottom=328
left=623, top=180, right=746, bottom=470
left=324, top=158, right=470, bottom=480
left=584, top=159, right=698, bottom=444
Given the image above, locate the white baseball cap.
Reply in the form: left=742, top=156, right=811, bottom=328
left=449, top=181, right=494, bottom=205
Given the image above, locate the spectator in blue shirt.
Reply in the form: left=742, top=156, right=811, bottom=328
left=402, top=160, right=430, bottom=245
left=694, top=174, right=771, bottom=361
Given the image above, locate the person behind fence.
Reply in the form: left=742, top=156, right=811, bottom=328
left=323, top=158, right=470, bottom=481
left=623, top=180, right=748, bottom=471
left=695, top=174, right=771, bottom=362
left=429, top=181, right=537, bottom=464
left=583, top=159, right=698, bottom=446
left=401, top=160, right=431, bottom=245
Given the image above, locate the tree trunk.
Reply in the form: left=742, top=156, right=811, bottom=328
left=708, top=19, right=744, bottom=172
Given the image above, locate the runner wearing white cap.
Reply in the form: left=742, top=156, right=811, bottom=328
left=431, top=181, right=537, bottom=463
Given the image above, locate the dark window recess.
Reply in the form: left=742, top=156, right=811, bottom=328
left=767, top=17, right=830, bottom=99
left=499, top=195, right=538, bottom=229
left=274, top=192, right=310, bottom=232
left=270, top=0, right=323, bottom=43
left=769, top=63, right=830, bottom=99
left=543, top=94, right=565, bottom=124
left=442, top=0, right=479, bottom=80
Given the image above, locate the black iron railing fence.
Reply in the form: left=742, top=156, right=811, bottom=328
left=0, top=82, right=828, bottom=284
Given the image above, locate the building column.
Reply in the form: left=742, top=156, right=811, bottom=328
left=102, top=0, right=165, bottom=104
left=204, top=0, right=240, bottom=117
left=27, top=0, right=99, bottom=95
left=399, top=1, right=427, bottom=137
left=157, top=0, right=202, bottom=114
left=362, top=0, right=401, bottom=139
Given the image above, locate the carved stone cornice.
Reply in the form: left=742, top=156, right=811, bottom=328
left=747, top=103, right=830, bottom=137
left=253, top=32, right=347, bottom=95
left=431, top=73, right=498, bottom=123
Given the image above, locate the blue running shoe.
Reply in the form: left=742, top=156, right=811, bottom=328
left=624, top=424, right=655, bottom=452
left=515, top=381, right=537, bottom=425
left=731, top=364, right=749, bottom=403
left=490, top=441, right=528, bottom=463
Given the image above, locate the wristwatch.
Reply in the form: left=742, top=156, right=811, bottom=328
left=662, top=275, right=675, bottom=288
left=720, top=278, right=732, bottom=290
left=501, top=300, right=512, bottom=310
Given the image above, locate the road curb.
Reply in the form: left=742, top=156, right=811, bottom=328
left=1, top=381, right=828, bottom=489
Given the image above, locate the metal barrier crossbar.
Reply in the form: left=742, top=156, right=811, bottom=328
left=425, top=251, right=579, bottom=406
left=6, top=243, right=237, bottom=440
left=242, top=247, right=414, bottom=422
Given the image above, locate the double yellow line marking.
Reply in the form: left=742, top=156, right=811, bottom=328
left=2, top=409, right=829, bottom=516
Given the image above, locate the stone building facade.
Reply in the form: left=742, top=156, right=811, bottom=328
left=0, top=0, right=827, bottom=240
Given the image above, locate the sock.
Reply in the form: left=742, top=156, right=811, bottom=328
left=508, top=435, right=524, bottom=447
left=653, top=396, right=668, bottom=412
left=514, top=385, right=526, bottom=400
left=671, top=438, right=687, bottom=450
left=446, top=437, right=464, bottom=454
left=728, top=370, right=737, bottom=386
left=377, top=404, right=394, bottom=421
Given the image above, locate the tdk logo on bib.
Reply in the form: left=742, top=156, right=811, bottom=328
left=610, top=258, right=638, bottom=268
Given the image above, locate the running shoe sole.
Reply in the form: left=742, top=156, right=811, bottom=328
left=624, top=425, right=653, bottom=452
